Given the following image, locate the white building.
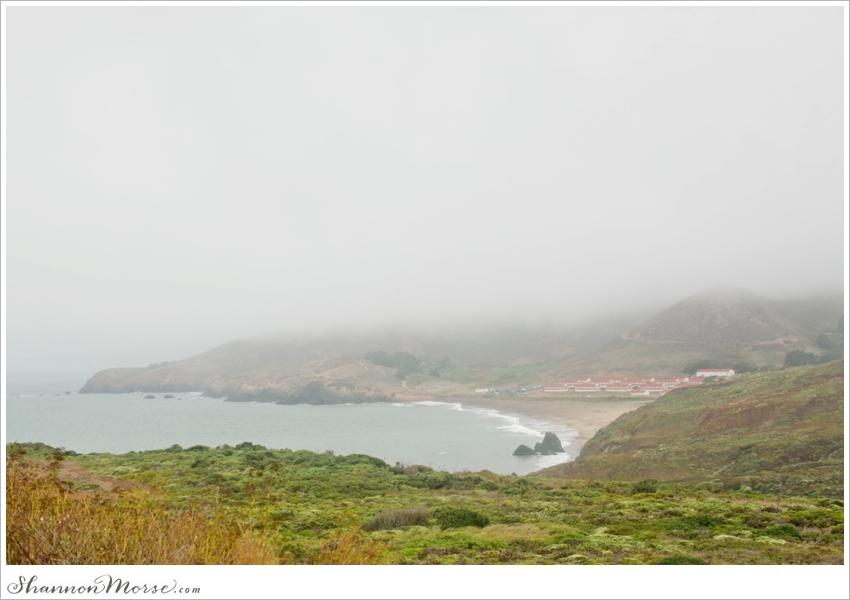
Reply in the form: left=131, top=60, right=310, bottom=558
left=543, top=384, right=568, bottom=392
left=695, top=368, right=735, bottom=378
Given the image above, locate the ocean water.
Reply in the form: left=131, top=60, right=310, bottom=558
left=5, top=393, right=579, bottom=475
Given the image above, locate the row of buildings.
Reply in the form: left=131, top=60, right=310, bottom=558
left=543, top=369, right=735, bottom=396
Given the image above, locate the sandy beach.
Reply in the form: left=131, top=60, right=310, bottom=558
left=458, top=395, right=654, bottom=449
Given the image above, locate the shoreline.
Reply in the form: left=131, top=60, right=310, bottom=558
left=9, top=391, right=653, bottom=466
left=454, top=395, right=654, bottom=450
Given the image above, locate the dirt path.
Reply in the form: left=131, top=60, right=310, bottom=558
left=57, top=460, right=144, bottom=494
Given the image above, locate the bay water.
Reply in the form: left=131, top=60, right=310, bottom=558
left=5, top=392, right=578, bottom=475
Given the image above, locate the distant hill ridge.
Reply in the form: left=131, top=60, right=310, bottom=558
left=78, top=287, right=843, bottom=398
left=543, top=287, right=842, bottom=378
left=628, top=286, right=800, bottom=344
left=76, top=323, right=628, bottom=399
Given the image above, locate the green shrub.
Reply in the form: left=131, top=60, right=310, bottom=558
left=632, top=479, right=658, bottom=494
left=434, top=507, right=490, bottom=529
left=365, top=351, right=421, bottom=373
left=785, top=509, right=840, bottom=529
left=764, top=524, right=802, bottom=540
left=730, top=361, right=755, bottom=374
left=335, top=454, right=387, bottom=468
left=363, top=507, right=431, bottom=532
left=389, top=462, right=432, bottom=475
left=655, top=555, right=707, bottom=565
left=502, top=479, right=530, bottom=496
left=661, top=515, right=728, bottom=531
left=407, top=471, right=453, bottom=490
left=477, top=481, right=499, bottom=491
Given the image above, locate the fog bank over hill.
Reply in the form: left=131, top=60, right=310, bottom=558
left=5, top=7, right=845, bottom=382
left=69, top=286, right=843, bottom=403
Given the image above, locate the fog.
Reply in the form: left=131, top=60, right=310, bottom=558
left=4, top=6, right=845, bottom=382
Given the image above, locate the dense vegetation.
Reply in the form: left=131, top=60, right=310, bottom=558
left=544, top=360, right=844, bottom=498
left=147, top=361, right=173, bottom=369
left=6, top=441, right=843, bottom=565
left=365, top=351, right=422, bottom=379
left=784, top=349, right=843, bottom=367
left=784, top=317, right=844, bottom=367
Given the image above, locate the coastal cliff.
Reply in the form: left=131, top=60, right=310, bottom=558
left=77, top=337, right=434, bottom=402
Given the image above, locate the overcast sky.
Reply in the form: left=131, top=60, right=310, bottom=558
left=4, top=6, right=846, bottom=378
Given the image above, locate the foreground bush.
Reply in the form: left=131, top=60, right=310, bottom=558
left=363, top=507, right=431, bottom=531
left=434, top=507, right=490, bottom=529
left=632, top=479, right=658, bottom=494
left=314, top=528, right=394, bottom=564
left=5, top=454, right=276, bottom=565
left=764, top=524, right=803, bottom=540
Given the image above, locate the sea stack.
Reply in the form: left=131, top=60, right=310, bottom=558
left=534, top=432, right=565, bottom=455
left=512, top=444, right=537, bottom=456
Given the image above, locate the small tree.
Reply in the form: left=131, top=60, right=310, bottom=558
left=730, top=361, right=755, bottom=374
left=816, top=333, right=841, bottom=350
left=784, top=350, right=819, bottom=367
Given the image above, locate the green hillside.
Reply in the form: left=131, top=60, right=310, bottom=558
left=540, top=360, right=845, bottom=497
left=7, top=442, right=844, bottom=565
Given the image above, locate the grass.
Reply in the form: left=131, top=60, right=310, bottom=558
left=6, top=441, right=844, bottom=565
left=425, top=361, right=554, bottom=388
left=363, top=507, right=432, bottom=532
left=5, top=449, right=276, bottom=565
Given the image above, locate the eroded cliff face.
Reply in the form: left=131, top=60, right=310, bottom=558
left=78, top=367, right=158, bottom=393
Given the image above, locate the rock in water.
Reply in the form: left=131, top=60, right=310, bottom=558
left=513, top=444, right=537, bottom=456
left=144, top=394, right=155, bottom=399
left=163, top=394, right=175, bottom=399
left=536, top=432, right=565, bottom=455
